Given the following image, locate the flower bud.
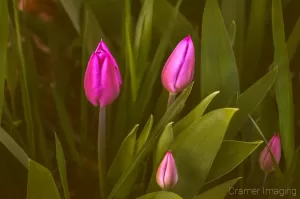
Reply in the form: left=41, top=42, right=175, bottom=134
left=156, top=150, right=178, bottom=189
left=259, top=133, right=281, bottom=173
left=161, top=35, right=195, bottom=93
left=84, top=41, right=122, bottom=107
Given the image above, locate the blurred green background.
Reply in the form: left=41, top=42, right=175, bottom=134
left=1, top=0, right=300, bottom=198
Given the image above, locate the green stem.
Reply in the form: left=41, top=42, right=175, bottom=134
left=98, top=107, right=107, bottom=199
left=263, top=172, right=268, bottom=188
left=167, top=93, right=177, bottom=109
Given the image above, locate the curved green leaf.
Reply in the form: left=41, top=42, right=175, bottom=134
left=226, top=67, right=278, bottom=139
left=108, top=124, right=138, bottom=185
left=227, top=20, right=236, bottom=46
left=207, top=140, right=263, bottom=182
left=174, top=91, right=219, bottom=135
left=170, top=108, right=238, bottom=198
left=136, top=115, right=153, bottom=153
left=200, top=0, right=239, bottom=108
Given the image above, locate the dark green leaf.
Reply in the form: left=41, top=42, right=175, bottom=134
left=272, top=0, right=294, bottom=169
left=59, top=0, right=81, bottom=33
left=227, top=21, right=236, bottom=46
left=136, top=115, right=153, bottom=153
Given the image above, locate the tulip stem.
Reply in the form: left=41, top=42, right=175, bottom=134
left=263, top=173, right=268, bottom=188
left=167, top=93, right=177, bottom=109
left=98, top=107, right=107, bottom=199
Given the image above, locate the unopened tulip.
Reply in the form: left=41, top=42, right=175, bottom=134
left=84, top=41, right=122, bottom=107
left=156, top=150, right=178, bottom=189
left=259, top=133, right=281, bottom=173
left=161, top=35, right=195, bottom=94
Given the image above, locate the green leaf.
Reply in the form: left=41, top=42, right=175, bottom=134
left=147, top=122, right=174, bottom=192
left=241, top=0, right=268, bottom=89
left=124, top=0, right=137, bottom=100
left=135, top=0, right=183, bottom=123
left=227, top=21, right=236, bottom=46
left=51, top=86, right=80, bottom=163
left=136, top=115, right=153, bottom=153
left=137, top=191, right=182, bottom=199
left=12, top=0, right=36, bottom=158
left=59, top=0, right=81, bottom=33
left=287, top=16, right=300, bottom=61
left=195, top=177, right=241, bottom=199
left=135, top=0, right=153, bottom=79
left=207, top=140, right=263, bottom=182
left=174, top=91, right=219, bottom=136
left=27, top=159, right=61, bottom=199
left=170, top=108, right=238, bottom=198
left=272, top=0, right=294, bottom=169
left=225, top=67, right=278, bottom=139
left=108, top=124, right=138, bottom=185
left=0, top=127, right=28, bottom=169
left=200, top=0, right=239, bottom=108
left=0, top=0, right=8, bottom=122
left=55, top=134, right=70, bottom=199
left=108, top=83, right=193, bottom=199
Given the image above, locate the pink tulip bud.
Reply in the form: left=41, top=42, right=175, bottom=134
left=161, top=35, right=195, bottom=94
left=84, top=41, right=122, bottom=107
left=156, top=150, right=178, bottom=189
left=259, top=133, right=281, bottom=173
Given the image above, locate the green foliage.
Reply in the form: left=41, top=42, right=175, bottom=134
left=1, top=0, right=300, bottom=198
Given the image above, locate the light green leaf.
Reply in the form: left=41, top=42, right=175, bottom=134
left=55, top=134, right=70, bottom=199
left=59, top=0, right=81, bottom=33
left=174, top=91, right=219, bottom=136
left=227, top=21, right=236, bottom=46
left=0, top=127, right=28, bottom=169
left=170, top=108, right=238, bottom=198
left=137, top=191, right=182, bottom=199
left=0, top=0, right=8, bottom=122
left=200, top=0, right=239, bottom=108
left=108, top=124, right=138, bottom=185
left=108, top=83, right=193, bottom=199
left=136, top=115, right=153, bottom=153
left=27, top=159, right=61, bottom=199
left=272, top=0, right=294, bottom=169
left=195, top=177, right=241, bottom=199
left=226, top=67, right=278, bottom=139
left=207, top=140, right=263, bottom=182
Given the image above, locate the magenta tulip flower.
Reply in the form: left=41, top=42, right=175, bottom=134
left=259, top=133, right=281, bottom=173
left=156, top=150, right=178, bottom=189
left=84, top=40, right=122, bottom=107
left=161, top=35, right=195, bottom=94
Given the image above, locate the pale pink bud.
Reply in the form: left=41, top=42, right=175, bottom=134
left=156, top=150, right=178, bottom=189
left=84, top=41, right=122, bottom=107
left=259, top=133, right=281, bottom=173
left=161, top=35, right=195, bottom=93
